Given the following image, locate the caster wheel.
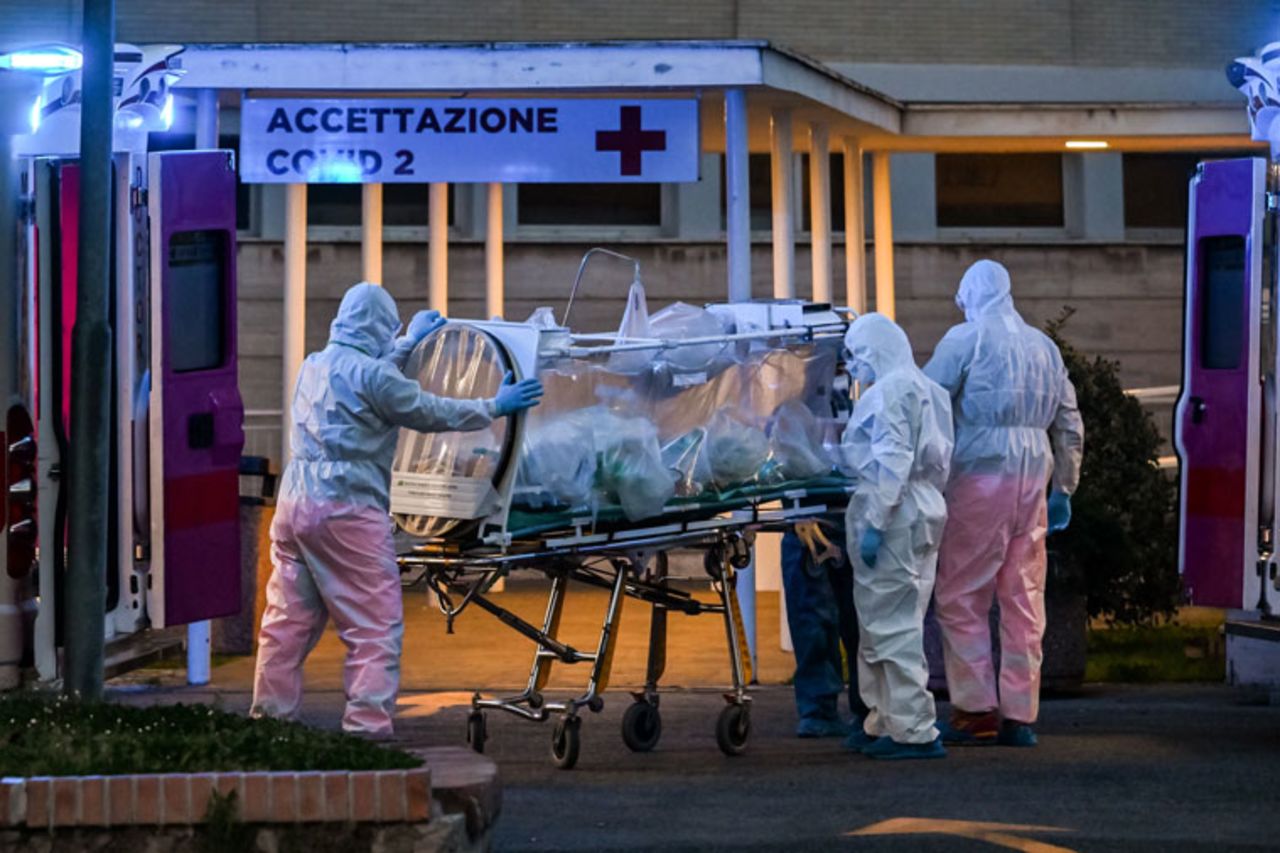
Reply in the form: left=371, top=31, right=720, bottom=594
left=466, top=711, right=487, bottom=754
left=716, top=704, right=751, bottom=757
left=551, top=715, right=581, bottom=769
left=587, top=695, right=605, bottom=713
left=621, top=700, right=662, bottom=753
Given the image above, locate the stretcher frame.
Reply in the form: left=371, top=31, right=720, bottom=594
left=398, top=482, right=850, bottom=769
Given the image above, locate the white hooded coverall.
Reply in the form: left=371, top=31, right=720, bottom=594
left=841, top=313, right=954, bottom=745
left=252, top=283, right=494, bottom=735
left=924, top=260, right=1084, bottom=725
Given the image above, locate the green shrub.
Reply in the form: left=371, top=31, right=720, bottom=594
left=0, top=693, right=421, bottom=777
left=1046, top=308, right=1181, bottom=625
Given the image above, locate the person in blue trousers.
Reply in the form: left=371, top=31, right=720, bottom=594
left=782, top=521, right=868, bottom=738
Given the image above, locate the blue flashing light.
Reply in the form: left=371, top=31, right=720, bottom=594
left=0, top=45, right=83, bottom=74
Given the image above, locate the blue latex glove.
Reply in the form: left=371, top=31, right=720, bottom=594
left=493, top=371, right=544, bottom=417
left=859, top=527, right=883, bottom=569
left=1047, top=491, right=1072, bottom=534
left=406, top=310, right=446, bottom=345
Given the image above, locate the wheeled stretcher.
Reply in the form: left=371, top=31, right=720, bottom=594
left=399, top=477, right=850, bottom=768
left=392, top=261, right=850, bottom=768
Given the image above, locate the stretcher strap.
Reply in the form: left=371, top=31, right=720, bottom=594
left=727, top=579, right=754, bottom=685
left=533, top=593, right=566, bottom=693
left=596, top=594, right=626, bottom=694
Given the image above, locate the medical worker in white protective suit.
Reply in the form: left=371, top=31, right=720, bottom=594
left=924, top=260, right=1084, bottom=748
left=252, top=282, right=543, bottom=736
left=839, top=313, right=954, bottom=761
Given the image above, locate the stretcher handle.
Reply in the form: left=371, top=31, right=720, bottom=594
left=562, top=247, right=642, bottom=328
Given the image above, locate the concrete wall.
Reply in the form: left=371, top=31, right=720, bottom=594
left=7, top=0, right=1274, bottom=69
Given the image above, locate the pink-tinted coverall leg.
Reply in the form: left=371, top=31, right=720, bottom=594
left=252, top=500, right=405, bottom=735
left=934, top=473, right=1048, bottom=724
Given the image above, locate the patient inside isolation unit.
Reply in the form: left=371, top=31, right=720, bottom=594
left=392, top=283, right=846, bottom=533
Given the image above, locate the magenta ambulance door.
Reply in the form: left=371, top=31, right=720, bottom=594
left=1175, top=157, right=1266, bottom=609
left=145, top=150, right=244, bottom=627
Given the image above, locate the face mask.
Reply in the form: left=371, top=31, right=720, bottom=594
left=851, top=359, right=875, bottom=386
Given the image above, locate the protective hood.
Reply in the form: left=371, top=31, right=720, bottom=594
left=843, top=312, right=915, bottom=384
left=329, top=282, right=401, bottom=358
left=956, top=260, right=1015, bottom=322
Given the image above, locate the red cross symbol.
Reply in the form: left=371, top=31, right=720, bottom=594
left=595, top=106, right=667, bottom=176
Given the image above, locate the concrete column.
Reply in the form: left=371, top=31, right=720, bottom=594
left=194, top=88, right=218, bottom=148
left=670, top=152, right=722, bottom=239
left=808, top=123, right=832, bottom=304
left=361, top=183, right=383, bottom=285
left=769, top=109, right=794, bottom=299
left=872, top=151, right=896, bottom=320
left=889, top=153, right=937, bottom=241
left=485, top=182, right=504, bottom=319
left=429, top=182, right=449, bottom=314
left=724, top=90, right=751, bottom=304
left=1065, top=152, right=1125, bottom=240
left=283, top=183, right=307, bottom=463
left=842, top=138, right=867, bottom=314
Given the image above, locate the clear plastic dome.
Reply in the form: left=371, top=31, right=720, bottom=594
left=391, top=324, right=513, bottom=539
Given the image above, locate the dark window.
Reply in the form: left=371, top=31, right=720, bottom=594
left=168, top=230, right=227, bottom=373
left=307, top=184, right=360, bottom=225
left=719, top=153, right=773, bottom=230
left=1123, top=153, right=1197, bottom=229
left=1200, top=236, right=1246, bottom=370
left=218, top=134, right=252, bottom=232
left=518, top=183, right=660, bottom=226
left=307, top=184, right=454, bottom=227
left=936, top=154, right=1064, bottom=228
left=1123, top=152, right=1256, bottom=229
left=146, top=131, right=195, bottom=152
left=386, top=184, right=454, bottom=227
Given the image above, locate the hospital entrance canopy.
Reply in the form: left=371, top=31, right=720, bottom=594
left=172, top=39, right=1249, bottom=313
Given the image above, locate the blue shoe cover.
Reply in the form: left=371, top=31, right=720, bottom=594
left=796, top=716, right=852, bottom=739
left=865, top=735, right=947, bottom=760
left=997, top=722, right=1038, bottom=747
left=843, top=728, right=878, bottom=752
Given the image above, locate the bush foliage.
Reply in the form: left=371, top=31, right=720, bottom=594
left=1046, top=308, right=1181, bottom=625
left=0, top=693, right=421, bottom=777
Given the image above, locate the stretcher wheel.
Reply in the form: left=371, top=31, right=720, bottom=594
left=551, top=715, right=581, bottom=770
left=621, top=700, right=662, bottom=752
left=716, top=704, right=750, bottom=756
left=466, top=711, right=487, bottom=754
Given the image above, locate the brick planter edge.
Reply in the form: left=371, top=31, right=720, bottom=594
left=0, top=768, right=430, bottom=829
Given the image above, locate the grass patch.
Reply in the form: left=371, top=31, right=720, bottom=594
left=0, top=693, right=421, bottom=777
left=1086, top=623, right=1225, bottom=683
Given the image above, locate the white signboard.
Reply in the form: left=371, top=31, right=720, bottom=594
left=239, top=98, right=700, bottom=184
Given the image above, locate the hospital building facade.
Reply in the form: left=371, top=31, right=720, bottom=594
left=11, top=0, right=1270, bottom=457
